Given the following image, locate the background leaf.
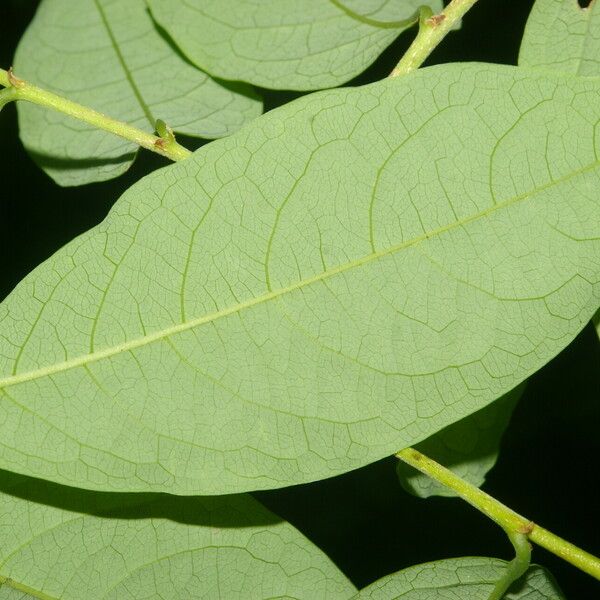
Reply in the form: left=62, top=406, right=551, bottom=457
left=146, top=0, right=441, bottom=91
left=353, top=557, right=564, bottom=599
left=519, top=0, right=600, bottom=76
left=396, top=385, right=522, bottom=498
left=0, top=471, right=354, bottom=599
left=0, top=64, right=599, bottom=495
left=14, top=0, right=262, bottom=186
left=331, top=0, right=429, bottom=26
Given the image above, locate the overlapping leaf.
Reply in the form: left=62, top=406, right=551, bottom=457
left=354, top=557, right=564, bottom=599
left=519, top=0, right=600, bottom=76
left=520, top=0, right=600, bottom=340
left=14, top=0, right=261, bottom=186
left=0, top=472, right=354, bottom=599
left=146, top=0, right=441, bottom=90
left=0, top=64, right=599, bottom=495
left=331, top=0, right=430, bottom=26
left=396, top=386, right=521, bottom=498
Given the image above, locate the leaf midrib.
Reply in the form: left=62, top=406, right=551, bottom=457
left=1, top=158, right=598, bottom=390
left=0, top=573, right=57, bottom=600
left=93, top=0, right=155, bottom=128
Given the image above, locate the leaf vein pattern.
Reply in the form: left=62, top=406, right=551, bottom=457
left=2, top=157, right=599, bottom=390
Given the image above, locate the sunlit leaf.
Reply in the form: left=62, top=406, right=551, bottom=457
left=519, top=0, right=600, bottom=76
left=520, top=0, right=600, bottom=340
left=0, top=64, right=599, bottom=495
left=146, top=0, right=441, bottom=90
left=14, top=0, right=261, bottom=186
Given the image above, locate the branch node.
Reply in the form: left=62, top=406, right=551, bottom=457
left=425, top=14, right=446, bottom=27
left=7, top=67, right=25, bottom=89
left=518, top=521, right=535, bottom=535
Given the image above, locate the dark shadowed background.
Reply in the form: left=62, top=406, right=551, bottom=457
left=1, top=1, right=598, bottom=598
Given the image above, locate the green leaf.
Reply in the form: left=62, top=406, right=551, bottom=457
left=0, top=472, right=354, bottom=599
left=331, top=0, right=437, bottom=27
left=0, top=63, right=599, bottom=495
left=353, top=557, right=564, bottom=599
left=14, top=0, right=262, bottom=186
left=396, top=385, right=522, bottom=498
left=519, top=0, right=600, bottom=76
left=146, top=0, right=441, bottom=91
left=520, top=1, right=600, bottom=342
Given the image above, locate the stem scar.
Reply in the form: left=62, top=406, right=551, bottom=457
left=426, top=14, right=446, bottom=27
left=518, top=521, right=535, bottom=535
left=7, top=67, right=24, bottom=88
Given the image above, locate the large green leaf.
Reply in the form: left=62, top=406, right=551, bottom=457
left=14, top=0, right=262, bottom=186
left=331, top=0, right=430, bottom=26
left=0, top=64, right=599, bottom=495
left=354, top=557, right=564, bottom=599
left=146, top=0, right=441, bottom=91
left=519, top=0, right=600, bottom=76
left=0, top=472, right=354, bottom=599
left=396, top=385, right=522, bottom=498
left=519, top=0, right=600, bottom=341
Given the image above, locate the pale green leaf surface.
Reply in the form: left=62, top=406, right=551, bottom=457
left=146, top=0, right=439, bottom=90
left=0, top=472, right=354, bottom=599
left=354, top=557, right=564, bottom=599
left=519, top=0, right=600, bottom=76
left=14, top=0, right=261, bottom=186
left=0, top=64, right=600, bottom=495
left=396, top=385, right=522, bottom=498
left=520, top=0, right=600, bottom=341
left=331, top=0, right=441, bottom=27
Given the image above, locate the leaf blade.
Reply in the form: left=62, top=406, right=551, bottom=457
left=14, top=0, right=262, bottom=186
left=0, top=472, right=354, bottom=599
left=353, top=557, right=564, bottom=599
left=0, top=64, right=599, bottom=494
left=519, top=0, right=600, bottom=76
left=146, top=0, right=441, bottom=90
left=396, top=385, right=522, bottom=498
left=520, top=0, right=600, bottom=343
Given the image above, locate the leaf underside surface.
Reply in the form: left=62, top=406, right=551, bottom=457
left=332, top=0, right=431, bottom=26
left=520, top=0, right=600, bottom=340
left=354, top=557, right=564, bottom=599
left=146, top=0, right=442, bottom=90
left=14, top=0, right=262, bottom=186
left=519, top=0, right=600, bottom=77
left=0, top=472, right=354, bottom=599
left=396, top=385, right=522, bottom=498
left=0, top=64, right=599, bottom=495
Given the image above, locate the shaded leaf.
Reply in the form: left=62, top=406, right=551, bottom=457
left=396, top=385, right=522, bottom=498
left=0, top=64, right=599, bottom=495
left=0, top=471, right=354, bottom=599
left=14, top=0, right=262, bottom=186
left=146, top=0, right=440, bottom=90
left=354, top=557, right=564, bottom=599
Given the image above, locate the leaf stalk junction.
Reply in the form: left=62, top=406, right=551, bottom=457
left=397, top=448, right=600, bottom=595
left=391, top=0, right=600, bottom=595
left=0, top=67, right=191, bottom=162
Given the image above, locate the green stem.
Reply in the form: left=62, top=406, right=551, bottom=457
left=396, top=448, right=600, bottom=581
left=0, top=67, right=191, bottom=162
left=390, top=0, right=480, bottom=77
left=488, top=531, right=531, bottom=600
